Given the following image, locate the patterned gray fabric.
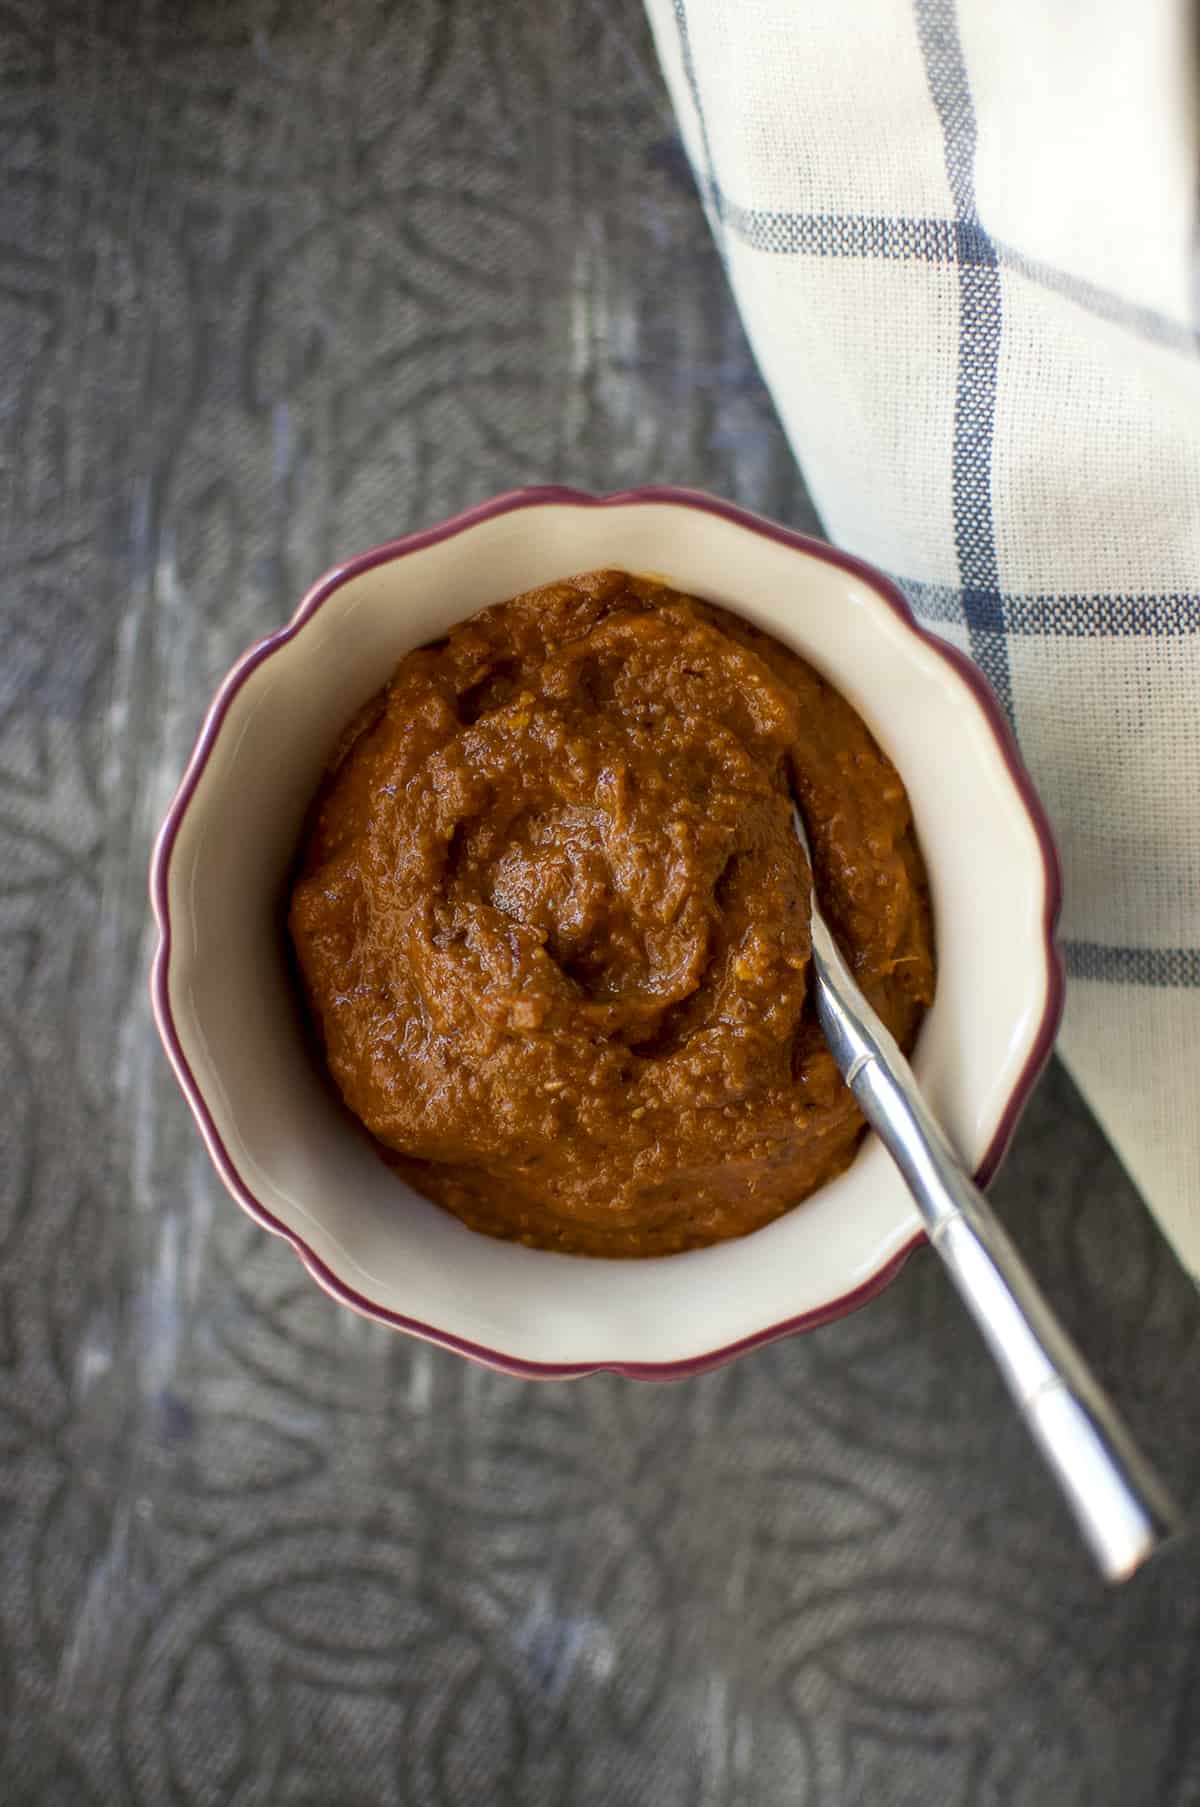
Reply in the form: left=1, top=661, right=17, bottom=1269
left=1, top=2, right=1197, bottom=1802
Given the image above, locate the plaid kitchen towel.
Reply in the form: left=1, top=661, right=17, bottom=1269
left=646, top=0, right=1200, bottom=1280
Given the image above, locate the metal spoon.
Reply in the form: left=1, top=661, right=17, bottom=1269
left=792, top=802, right=1183, bottom=1582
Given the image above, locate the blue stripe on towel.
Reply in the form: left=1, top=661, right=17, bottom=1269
left=914, top=0, right=1011, bottom=720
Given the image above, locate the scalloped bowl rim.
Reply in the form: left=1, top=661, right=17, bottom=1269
left=149, top=485, right=1064, bottom=1379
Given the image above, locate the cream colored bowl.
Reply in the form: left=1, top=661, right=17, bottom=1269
left=150, top=487, right=1063, bottom=1377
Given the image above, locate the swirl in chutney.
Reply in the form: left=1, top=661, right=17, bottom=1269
left=289, top=571, right=935, bottom=1256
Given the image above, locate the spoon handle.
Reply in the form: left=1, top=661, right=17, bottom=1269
left=809, top=905, right=1183, bottom=1583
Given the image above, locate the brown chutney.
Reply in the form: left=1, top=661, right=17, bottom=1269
left=288, top=570, right=935, bottom=1256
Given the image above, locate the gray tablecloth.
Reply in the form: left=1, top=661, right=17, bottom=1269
left=2, top=3, right=1197, bottom=1803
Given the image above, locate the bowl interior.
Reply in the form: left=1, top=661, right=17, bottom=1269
left=157, top=498, right=1054, bottom=1368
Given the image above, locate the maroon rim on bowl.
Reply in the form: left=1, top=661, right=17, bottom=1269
left=149, top=485, right=1065, bottom=1380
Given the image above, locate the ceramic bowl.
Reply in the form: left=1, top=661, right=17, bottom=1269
left=150, top=486, right=1063, bottom=1377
